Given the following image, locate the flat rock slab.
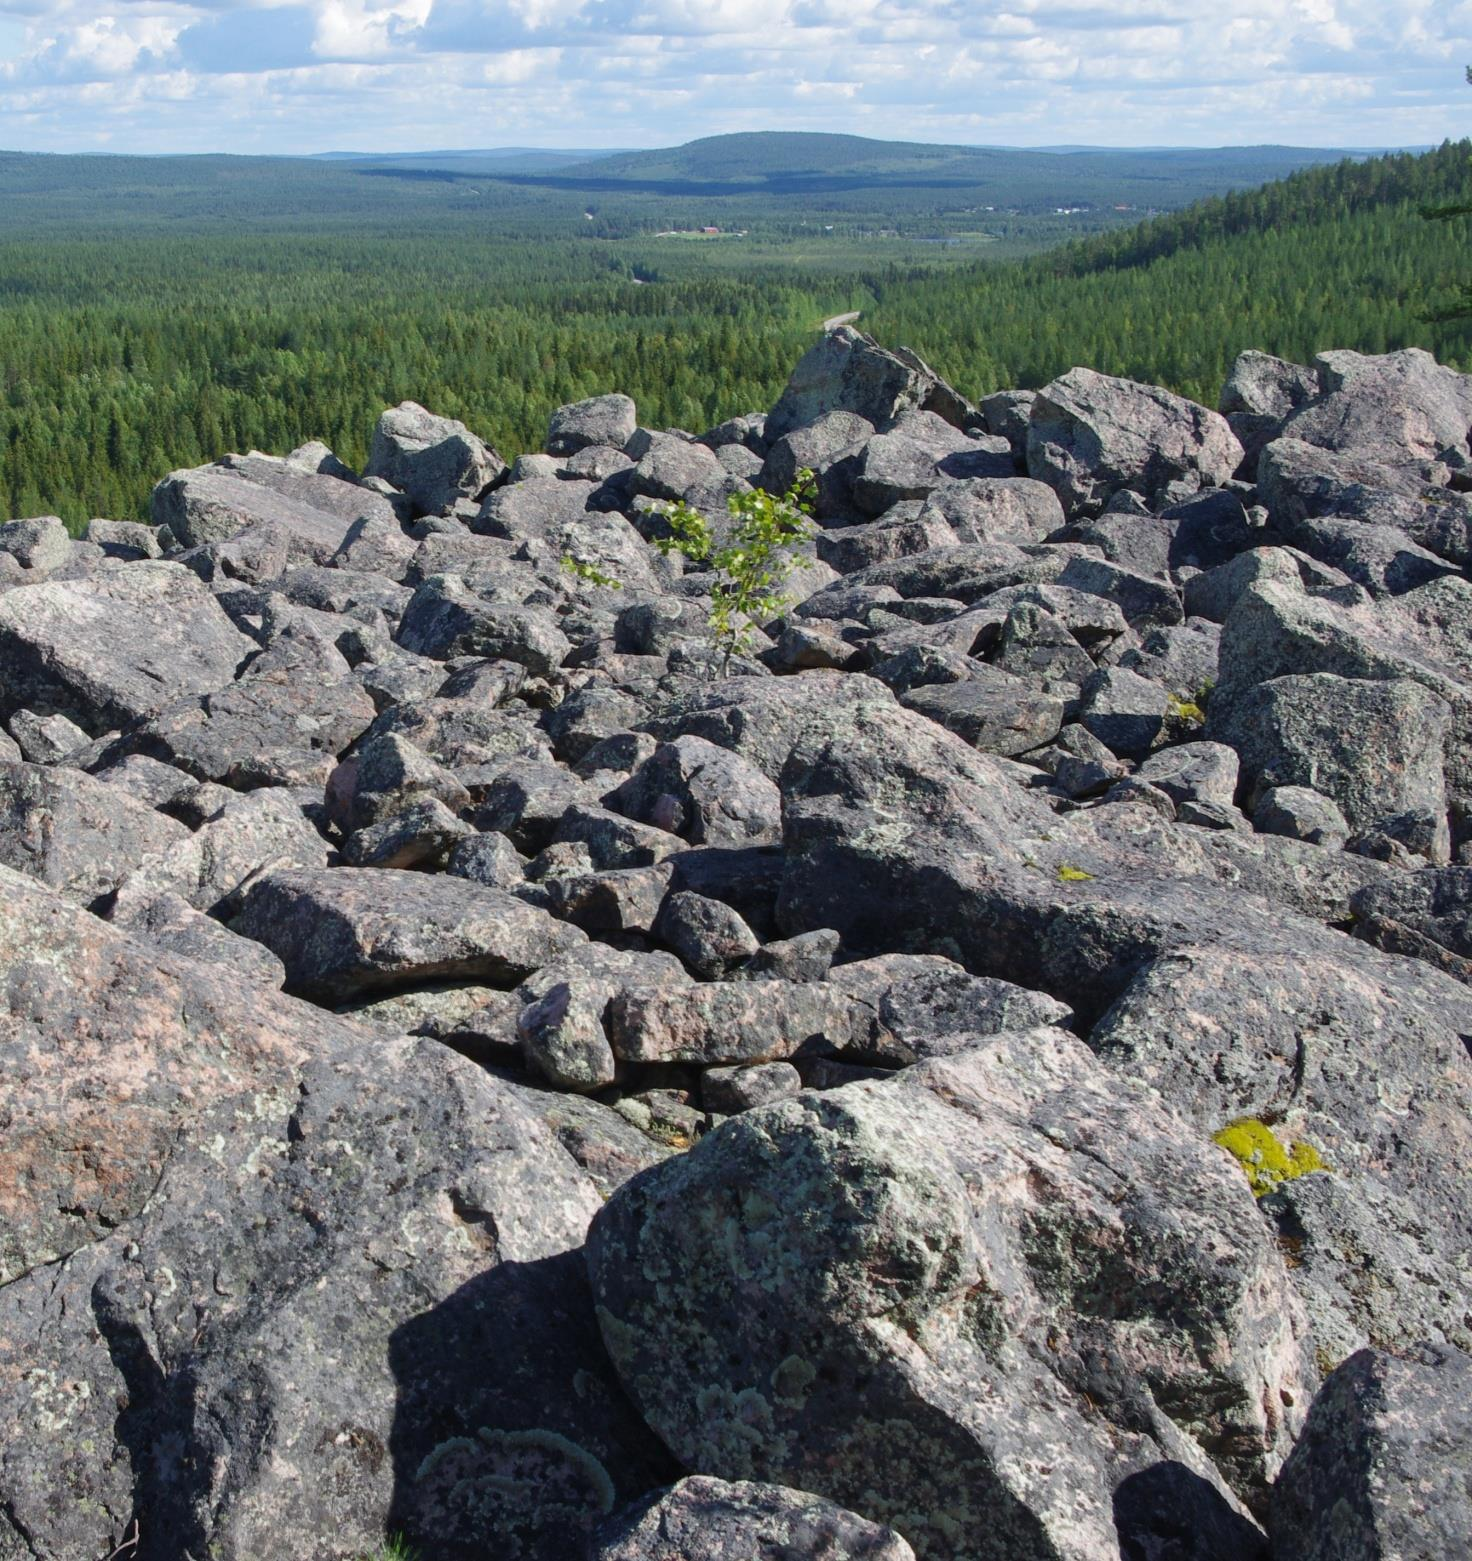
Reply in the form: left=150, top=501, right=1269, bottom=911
left=0, top=867, right=670, bottom=1561
left=152, top=465, right=366, bottom=559
left=231, top=865, right=587, bottom=998
left=0, top=561, right=253, bottom=734
left=606, top=980, right=869, bottom=1065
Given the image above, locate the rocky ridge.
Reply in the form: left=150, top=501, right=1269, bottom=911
left=0, top=331, right=1470, bottom=1560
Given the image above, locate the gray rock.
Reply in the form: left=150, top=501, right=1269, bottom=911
left=825, top=951, right=1072, bottom=1063
left=1261, top=1172, right=1472, bottom=1366
left=701, top=1062, right=803, bottom=1115
left=0, top=759, right=189, bottom=906
left=645, top=671, right=896, bottom=782
left=766, top=327, right=931, bottom=442
left=107, top=784, right=330, bottom=916
left=1136, top=741, right=1240, bottom=811
left=1252, top=785, right=1349, bottom=849
left=655, top=889, right=761, bottom=978
left=0, top=562, right=253, bottom=735
left=0, top=515, right=70, bottom=571
left=900, top=668, right=1064, bottom=757
left=610, top=734, right=783, bottom=846
left=1348, top=866, right=1472, bottom=981
left=0, top=867, right=670, bottom=1561
left=1268, top=1346, right=1472, bottom=1561
left=338, top=730, right=473, bottom=832
left=231, top=866, right=586, bottom=999
left=1076, top=665, right=1170, bottom=757
left=548, top=393, right=638, bottom=456
left=850, top=413, right=1013, bottom=517
left=1211, top=673, right=1451, bottom=860
left=151, top=465, right=366, bottom=560
left=341, top=795, right=473, bottom=869
left=365, top=400, right=506, bottom=515
left=593, top=1476, right=915, bottom=1561
left=605, top=980, right=867, bottom=1065
left=8, top=708, right=88, bottom=764
left=397, top=574, right=571, bottom=674
left=1281, top=346, right=1472, bottom=465
left=1090, top=930, right=1472, bottom=1262
left=980, top=387, right=1037, bottom=446
left=115, top=626, right=377, bottom=790
left=447, top=829, right=527, bottom=889
left=587, top=1035, right=1309, bottom=1560
left=108, top=888, right=289, bottom=987
left=1220, top=350, right=1320, bottom=421
left=1028, top=367, right=1243, bottom=514
left=518, top=980, right=618, bottom=1092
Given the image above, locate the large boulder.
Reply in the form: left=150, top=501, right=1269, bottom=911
left=0, top=759, right=189, bottom=906
left=0, top=867, right=671, bottom=1561
left=548, top=393, right=638, bottom=456
left=1027, top=368, right=1243, bottom=514
left=1281, top=347, right=1472, bottom=466
left=587, top=1034, right=1310, bottom=1560
left=766, top=327, right=932, bottom=442
left=151, top=464, right=370, bottom=560
left=231, top=866, right=587, bottom=998
left=365, top=400, right=506, bottom=515
left=0, top=562, right=253, bottom=734
left=1268, top=1346, right=1472, bottom=1561
left=1209, top=672, right=1452, bottom=858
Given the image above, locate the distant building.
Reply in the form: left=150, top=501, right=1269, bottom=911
left=701, top=227, right=720, bottom=235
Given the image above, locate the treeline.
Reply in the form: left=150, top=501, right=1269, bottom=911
left=0, top=236, right=857, bottom=523
left=1, top=142, right=1469, bottom=525
left=861, top=140, right=1472, bottom=409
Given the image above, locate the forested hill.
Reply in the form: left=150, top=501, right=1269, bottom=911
left=517, top=132, right=1352, bottom=207
left=861, top=139, right=1472, bottom=408
left=0, top=138, right=1467, bottom=526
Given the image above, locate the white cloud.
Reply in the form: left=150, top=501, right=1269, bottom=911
left=0, top=0, right=1467, bottom=148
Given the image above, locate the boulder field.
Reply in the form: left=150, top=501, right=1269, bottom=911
left=1, top=331, right=1469, bottom=1560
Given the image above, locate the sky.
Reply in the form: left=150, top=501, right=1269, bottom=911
left=0, top=0, right=1468, bottom=155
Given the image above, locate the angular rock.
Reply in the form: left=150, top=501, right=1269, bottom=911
left=1268, top=1346, right=1472, bottom=1561
left=605, top=981, right=867, bottom=1065
left=365, top=400, right=506, bottom=515
left=593, top=1476, right=915, bottom=1561
left=609, top=735, right=783, bottom=846
left=231, top=866, right=586, bottom=999
left=766, top=327, right=931, bottom=442
left=1211, top=672, right=1451, bottom=859
left=0, top=759, right=190, bottom=906
left=397, top=574, right=571, bottom=674
left=0, top=868, right=668, bottom=1561
left=518, top=980, right=618, bottom=1093
left=1028, top=367, right=1243, bottom=514
left=548, top=393, right=638, bottom=456
left=900, top=669, right=1064, bottom=757
left=587, top=1035, right=1310, bottom=1561
left=0, top=562, right=253, bottom=735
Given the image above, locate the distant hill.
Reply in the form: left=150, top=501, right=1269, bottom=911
left=408, top=131, right=1363, bottom=215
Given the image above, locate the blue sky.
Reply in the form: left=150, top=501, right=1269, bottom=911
left=0, top=0, right=1468, bottom=154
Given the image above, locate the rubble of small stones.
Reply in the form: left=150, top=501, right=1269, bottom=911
left=1, top=327, right=1469, bottom=1560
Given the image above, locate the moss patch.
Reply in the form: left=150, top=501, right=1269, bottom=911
left=1213, top=1118, right=1327, bottom=1198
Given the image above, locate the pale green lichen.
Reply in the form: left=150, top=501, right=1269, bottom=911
left=1056, top=864, right=1094, bottom=883
left=1212, top=1118, right=1328, bottom=1198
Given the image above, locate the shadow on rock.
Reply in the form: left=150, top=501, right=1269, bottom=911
left=387, top=1249, right=676, bottom=1561
left=1113, top=1461, right=1267, bottom=1561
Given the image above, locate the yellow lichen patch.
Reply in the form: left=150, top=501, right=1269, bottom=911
left=1056, top=864, right=1094, bottom=883
left=1212, top=1118, right=1328, bottom=1198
